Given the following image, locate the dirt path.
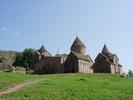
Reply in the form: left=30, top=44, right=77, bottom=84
left=0, top=79, right=45, bottom=96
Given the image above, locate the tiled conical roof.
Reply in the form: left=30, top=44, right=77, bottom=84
left=71, top=36, right=86, bottom=49
left=38, top=45, right=46, bottom=52
left=38, top=45, right=52, bottom=56
left=101, top=44, right=110, bottom=54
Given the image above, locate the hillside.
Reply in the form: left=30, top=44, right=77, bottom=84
left=0, top=72, right=133, bottom=100
left=0, top=50, right=17, bottom=70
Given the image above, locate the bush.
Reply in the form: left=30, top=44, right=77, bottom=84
left=61, top=54, right=68, bottom=57
left=0, top=57, right=4, bottom=63
left=13, top=48, right=35, bottom=69
left=127, top=69, right=133, bottom=77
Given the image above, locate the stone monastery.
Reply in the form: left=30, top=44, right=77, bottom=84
left=33, top=37, right=122, bottom=75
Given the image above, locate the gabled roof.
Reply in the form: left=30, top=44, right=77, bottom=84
left=71, top=52, right=90, bottom=61
left=98, top=53, right=119, bottom=64
left=71, top=37, right=86, bottom=49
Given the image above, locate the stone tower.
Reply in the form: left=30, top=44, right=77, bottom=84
left=71, top=36, right=86, bottom=55
left=65, top=37, right=93, bottom=73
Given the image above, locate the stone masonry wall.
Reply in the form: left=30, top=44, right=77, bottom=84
left=78, top=60, right=93, bottom=73
left=34, top=57, right=66, bottom=74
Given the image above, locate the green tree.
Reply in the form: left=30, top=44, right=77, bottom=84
left=13, top=52, right=23, bottom=66
left=127, top=69, right=133, bottom=77
left=13, top=48, right=35, bottom=69
left=0, top=58, right=3, bottom=63
left=0, top=57, right=4, bottom=63
left=61, top=53, right=68, bottom=57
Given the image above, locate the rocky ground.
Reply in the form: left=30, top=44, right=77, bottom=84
left=0, top=50, right=17, bottom=71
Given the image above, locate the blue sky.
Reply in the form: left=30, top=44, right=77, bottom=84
left=0, top=0, right=133, bottom=72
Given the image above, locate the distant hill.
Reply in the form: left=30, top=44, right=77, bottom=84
left=0, top=50, right=18, bottom=70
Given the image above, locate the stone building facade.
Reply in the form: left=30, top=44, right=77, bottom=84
left=65, top=37, right=93, bottom=73
left=34, top=56, right=66, bottom=74
left=33, top=37, right=122, bottom=75
left=92, top=45, right=122, bottom=75
left=34, top=37, right=93, bottom=74
left=33, top=45, right=66, bottom=74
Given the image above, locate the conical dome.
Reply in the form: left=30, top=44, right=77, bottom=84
left=71, top=37, right=86, bottom=55
left=38, top=45, right=46, bottom=52
left=101, top=44, right=111, bottom=54
left=71, top=37, right=86, bottom=49
left=38, top=45, right=52, bottom=57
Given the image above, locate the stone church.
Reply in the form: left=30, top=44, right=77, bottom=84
left=33, top=37, right=122, bottom=75
left=64, top=37, right=93, bottom=73
left=33, top=37, right=93, bottom=74
left=92, top=44, right=122, bottom=75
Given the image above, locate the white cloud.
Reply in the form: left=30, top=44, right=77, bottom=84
left=1, top=26, right=21, bottom=37
left=2, top=27, right=7, bottom=31
left=14, top=32, right=20, bottom=37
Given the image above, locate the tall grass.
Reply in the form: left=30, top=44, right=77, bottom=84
left=0, top=72, right=133, bottom=100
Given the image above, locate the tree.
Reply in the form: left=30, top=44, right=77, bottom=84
left=13, top=52, right=23, bottom=66
left=13, top=48, right=35, bottom=69
left=127, top=69, right=133, bottom=77
left=61, top=53, right=68, bottom=57
left=0, top=58, right=3, bottom=63
left=0, top=57, right=4, bottom=63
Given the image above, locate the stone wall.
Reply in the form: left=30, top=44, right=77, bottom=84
left=34, top=57, right=66, bottom=74
left=78, top=60, right=93, bottom=73
left=65, top=54, right=78, bottom=73
left=119, top=65, right=122, bottom=75
left=71, top=47, right=86, bottom=56
left=110, top=65, right=115, bottom=74
left=93, top=60, right=111, bottom=73
left=110, top=64, right=122, bottom=75
left=12, top=67, right=26, bottom=74
left=65, top=52, right=93, bottom=73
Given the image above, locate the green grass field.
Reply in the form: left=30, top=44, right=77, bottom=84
left=0, top=72, right=133, bottom=100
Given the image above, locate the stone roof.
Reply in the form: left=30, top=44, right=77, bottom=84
left=101, top=44, right=120, bottom=63
left=38, top=45, right=52, bottom=57
left=71, top=37, right=86, bottom=49
left=100, top=53, right=120, bottom=65
left=71, top=52, right=89, bottom=61
left=55, top=54, right=62, bottom=57
left=101, top=44, right=111, bottom=54
left=100, top=53, right=114, bottom=63
left=38, top=45, right=46, bottom=52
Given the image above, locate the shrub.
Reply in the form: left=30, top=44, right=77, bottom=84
left=127, top=69, right=133, bottom=77
left=13, top=48, right=35, bottom=69
left=0, top=57, right=4, bottom=63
